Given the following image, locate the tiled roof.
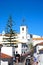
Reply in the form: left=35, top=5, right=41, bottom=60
left=33, top=38, right=43, bottom=40
left=0, top=53, right=12, bottom=59
left=0, top=34, right=2, bottom=36
left=39, top=48, right=43, bottom=51
left=0, top=34, right=17, bottom=37
left=0, top=44, right=3, bottom=46
left=38, top=42, right=43, bottom=45
left=4, top=34, right=17, bottom=37
left=35, top=42, right=43, bottom=46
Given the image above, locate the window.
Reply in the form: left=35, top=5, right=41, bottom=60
left=22, top=36, right=24, bottom=39
left=22, top=43, right=27, bottom=48
left=24, top=51, right=25, bottom=54
left=22, top=28, right=24, bottom=31
left=22, top=51, right=23, bottom=53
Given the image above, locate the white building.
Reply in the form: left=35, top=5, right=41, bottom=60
left=0, top=25, right=43, bottom=56
left=0, top=25, right=43, bottom=55
left=0, top=47, right=13, bottom=65
left=33, top=35, right=43, bottom=46
left=0, top=24, right=43, bottom=65
left=15, top=25, right=32, bottom=55
left=0, top=25, right=32, bottom=56
left=33, top=42, right=43, bottom=65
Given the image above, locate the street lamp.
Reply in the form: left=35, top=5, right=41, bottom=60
left=0, top=44, right=3, bottom=65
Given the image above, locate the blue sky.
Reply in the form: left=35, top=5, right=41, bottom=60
left=0, top=0, right=43, bottom=36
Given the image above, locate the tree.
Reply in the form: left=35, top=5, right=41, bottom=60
left=5, top=16, right=16, bottom=46
left=29, top=43, right=33, bottom=49
left=29, top=43, right=34, bottom=56
left=6, top=16, right=14, bottom=34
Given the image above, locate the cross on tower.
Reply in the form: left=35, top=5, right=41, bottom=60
left=21, top=18, right=25, bottom=26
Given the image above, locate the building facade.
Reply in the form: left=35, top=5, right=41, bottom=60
left=0, top=25, right=43, bottom=55
left=0, top=25, right=32, bottom=56
left=0, top=24, right=43, bottom=65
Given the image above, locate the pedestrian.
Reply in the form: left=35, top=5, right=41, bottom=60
left=36, top=62, right=38, bottom=65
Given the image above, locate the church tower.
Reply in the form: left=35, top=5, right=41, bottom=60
left=20, top=19, right=28, bottom=40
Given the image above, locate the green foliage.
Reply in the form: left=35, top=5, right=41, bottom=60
left=29, top=43, right=33, bottom=49
left=5, top=16, right=16, bottom=46
left=5, top=16, right=14, bottom=34
left=29, top=43, right=34, bottom=55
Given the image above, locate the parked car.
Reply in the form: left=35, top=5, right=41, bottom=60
left=25, top=57, right=31, bottom=65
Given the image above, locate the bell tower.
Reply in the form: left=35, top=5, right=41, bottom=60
left=20, top=19, right=28, bottom=39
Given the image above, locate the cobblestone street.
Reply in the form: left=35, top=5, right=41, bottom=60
left=13, top=62, right=25, bottom=65
left=13, top=58, right=26, bottom=65
left=13, top=57, right=34, bottom=65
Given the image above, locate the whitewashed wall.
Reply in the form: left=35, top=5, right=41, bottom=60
left=33, top=40, right=43, bottom=46
left=36, top=45, right=43, bottom=53
left=1, top=61, right=8, bottom=65
left=38, top=54, right=43, bottom=65
left=15, top=43, right=22, bottom=55
left=1, top=47, right=13, bottom=56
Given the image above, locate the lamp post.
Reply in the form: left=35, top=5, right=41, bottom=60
left=0, top=44, right=3, bottom=65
